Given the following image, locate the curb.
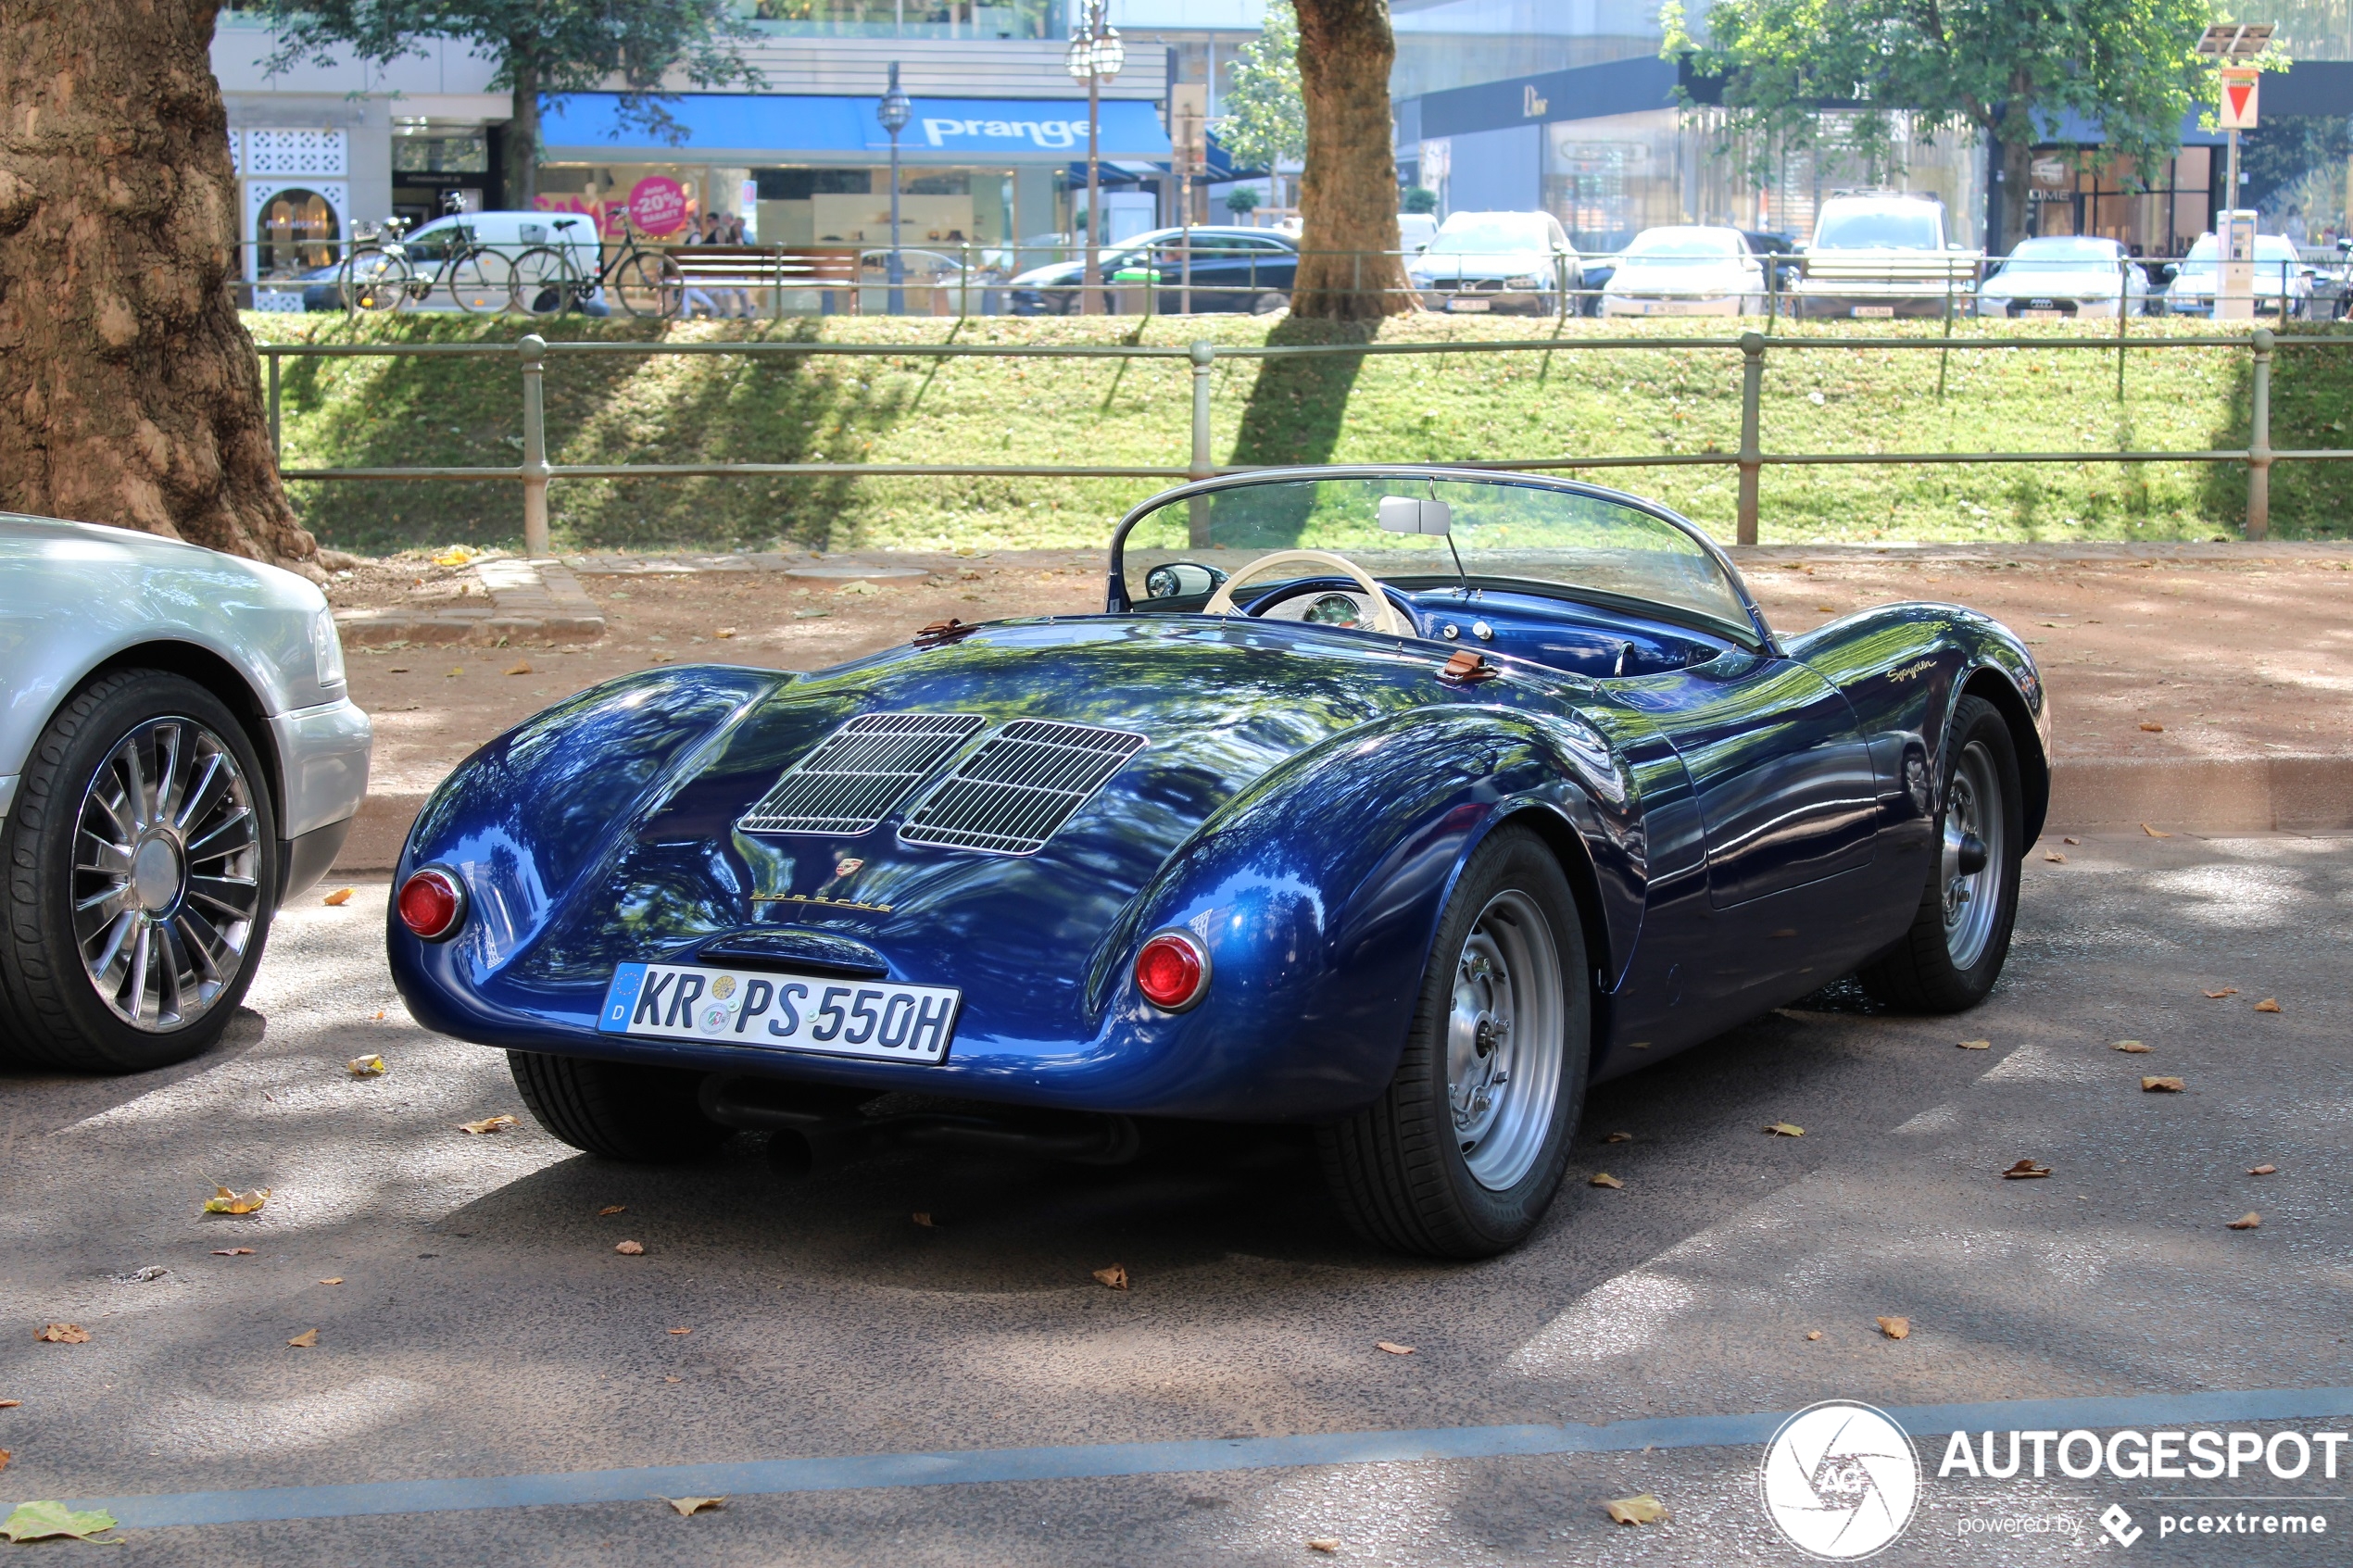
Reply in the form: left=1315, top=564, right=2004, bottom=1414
left=328, top=756, right=2353, bottom=877
left=334, top=558, right=604, bottom=647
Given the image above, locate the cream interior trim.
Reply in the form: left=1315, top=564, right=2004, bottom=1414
left=1200, top=548, right=1417, bottom=638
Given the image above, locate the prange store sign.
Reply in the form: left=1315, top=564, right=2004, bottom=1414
left=539, top=93, right=1170, bottom=164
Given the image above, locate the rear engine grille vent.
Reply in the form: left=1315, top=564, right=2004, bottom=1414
left=736, top=712, right=987, bottom=836
left=898, top=720, right=1149, bottom=856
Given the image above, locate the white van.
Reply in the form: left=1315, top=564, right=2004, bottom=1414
left=394, top=210, right=604, bottom=270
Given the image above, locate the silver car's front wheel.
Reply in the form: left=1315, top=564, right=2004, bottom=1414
left=74, top=717, right=264, bottom=1031
left=0, top=671, right=278, bottom=1073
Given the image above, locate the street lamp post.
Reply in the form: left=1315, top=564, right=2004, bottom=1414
left=1066, top=1, right=1123, bottom=316
left=877, top=62, right=912, bottom=317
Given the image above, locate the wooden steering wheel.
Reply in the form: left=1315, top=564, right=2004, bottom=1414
left=1199, top=548, right=1416, bottom=638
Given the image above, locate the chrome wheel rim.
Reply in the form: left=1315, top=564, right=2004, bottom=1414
left=1941, top=738, right=2004, bottom=970
left=72, top=718, right=261, bottom=1032
left=1444, top=889, right=1565, bottom=1192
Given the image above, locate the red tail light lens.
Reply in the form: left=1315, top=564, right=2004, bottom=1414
left=396, top=868, right=466, bottom=941
left=1134, top=930, right=1209, bottom=1011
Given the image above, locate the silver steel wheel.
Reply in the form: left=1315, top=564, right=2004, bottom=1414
left=1941, top=738, right=2005, bottom=969
left=1444, top=889, right=1566, bottom=1192
left=72, top=717, right=262, bottom=1032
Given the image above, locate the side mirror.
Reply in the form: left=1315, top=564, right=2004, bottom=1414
left=1143, top=561, right=1228, bottom=598
left=1379, top=495, right=1453, bottom=535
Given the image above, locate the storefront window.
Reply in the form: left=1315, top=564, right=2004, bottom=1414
left=255, top=188, right=339, bottom=278
left=736, top=0, right=1064, bottom=39
left=2029, top=147, right=2212, bottom=257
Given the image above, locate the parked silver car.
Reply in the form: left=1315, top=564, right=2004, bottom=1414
left=0, top=517, right=371, bottom=1072
left=1976, top=235, right=2150, bottom=319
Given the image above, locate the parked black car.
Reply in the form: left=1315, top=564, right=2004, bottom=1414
left=1739, top=231, right=1804, bottom=295
left=1008, top=226, right=1299, bottom=315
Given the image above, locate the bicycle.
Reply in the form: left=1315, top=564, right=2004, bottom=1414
left=508, top=214, right=685, bottom=320
left=337, top=215, right=515, bottom=315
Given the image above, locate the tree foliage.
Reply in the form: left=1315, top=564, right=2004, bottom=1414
left=1219, top=0, right=1307, bottom=175
left=1671, top=0, right=2222, bottom=242
left=247, top=0, right=761, bottom=204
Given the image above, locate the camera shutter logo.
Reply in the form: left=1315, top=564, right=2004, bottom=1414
left=1758, top=1400, right=1921, bottom=1559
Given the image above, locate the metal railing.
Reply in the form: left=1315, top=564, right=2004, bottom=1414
left=257, top=323, right=2341, bottom=555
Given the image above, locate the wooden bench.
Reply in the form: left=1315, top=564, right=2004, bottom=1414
left=658, top=246, right=862, bottom=315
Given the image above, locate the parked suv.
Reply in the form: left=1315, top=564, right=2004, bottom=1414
left=1791, top=194, right=1979, bottom=319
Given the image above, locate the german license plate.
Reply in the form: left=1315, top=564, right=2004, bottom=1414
left=598, top=961, right=961, bottom=1064
left=1647, top=300, right=1705, bottom=314
left=2022, top=308, right=2063, bottom=320
left=1852, top=305, right=1895, bottom=318
left=1447, top=296, right=1492, bottom=312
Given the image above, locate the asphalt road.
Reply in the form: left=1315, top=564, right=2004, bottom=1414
left=2, top=831, right=2348, bottom=1565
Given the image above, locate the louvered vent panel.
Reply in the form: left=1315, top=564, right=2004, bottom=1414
left=897, top=721, right=1149, bottom=856
left=736, top=712, right=987, bottom=835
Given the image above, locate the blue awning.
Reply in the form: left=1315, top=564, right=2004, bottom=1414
left=540, top=94, right=1171, bottom=165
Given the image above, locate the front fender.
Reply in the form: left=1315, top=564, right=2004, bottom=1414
left=1101, top=704, right=1650, bottom=1119
left=388, top=666, right=789, bottom=1037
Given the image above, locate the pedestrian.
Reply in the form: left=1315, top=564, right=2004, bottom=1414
left=681, top=208, right=720, bottom=319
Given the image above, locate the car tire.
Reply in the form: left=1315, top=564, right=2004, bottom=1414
left=509, top=1050, right=735, bottom=1161
left=1857, top=695, right=2024, bottom=1012
left=1317, top=825, right=1589, bottom=1259
left=1251, top=291, right=1289, bottom=315
left=0, top=671, right=279, bottom=1073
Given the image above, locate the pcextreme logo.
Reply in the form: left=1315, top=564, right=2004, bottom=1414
left=1759, top=1401, right=1922, bottom=1559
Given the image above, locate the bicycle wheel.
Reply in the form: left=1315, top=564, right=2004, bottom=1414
left=509, top=246, right=579, bottom=317
left=339, top=247, right=410, bottom=313
left=449, top=246, right=514, bottom=314
left=613, top=250, right=685, bottom=319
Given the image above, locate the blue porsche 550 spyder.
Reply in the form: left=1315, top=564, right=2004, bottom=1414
left=389, top=467, right=2047, bottom=1258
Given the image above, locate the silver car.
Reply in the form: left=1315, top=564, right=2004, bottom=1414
left=0, top=516, right=371, bottom=1072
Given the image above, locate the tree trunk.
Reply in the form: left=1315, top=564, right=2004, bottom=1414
left=1291, top=0, right=1406, bottom=320
left=508, top=56, right=540, bottom=209
left=1995, top=133, right=2032, bottom=255
left=0, top=0, right=315, bottom=571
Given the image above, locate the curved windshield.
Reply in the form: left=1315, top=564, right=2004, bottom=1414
left=1114, top=474, right=1755, bottom=641
left=2176, top=233, right=2301, bottom=271
left=1429, top=215, right=1557, bottom=252
left=1813, top=204, right=1943, bottom=250
left=2003, top=237, right=2120, bottom=263
left=1624, top=227, right=1743, bottom=257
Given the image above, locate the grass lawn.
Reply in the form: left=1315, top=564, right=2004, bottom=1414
left=245, top=310, right=2353, bottom=556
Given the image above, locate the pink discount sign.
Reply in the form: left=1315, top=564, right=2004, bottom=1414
left=626, top=176, right=689, bottom=237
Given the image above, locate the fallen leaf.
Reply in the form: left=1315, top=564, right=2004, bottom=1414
left=1815, top=603, right=1836, bottom=612
left=2001, top=1159, right=2053, bottom=1179
left=837, top=579, right=881, bottom=596
left=2113, top=1040, right=2151, bottom=1053
left=615, top=1240, right=645, bottom=1255
left=346, top=1053, right=387, bottom=1077
left=373, top=1010, right=384, bottom=1020
left=1877, top=1316, right=1911, bottom=1340
left=0, top=1500, right=120, bottom=1544
left=668, top=1326, right=693, bottom=1336
left=2043, top=852, right=2066, bottom=863
left=2139, top=721, right=2165, bottom=733
left=319, top=1278, right=343, bottom=1286
left=1957, top=1039, right=1991, bottom=1050
left=506, top=661, right=532, bottom=676
left=2228, top=1212, right=2261, bottom=1230
left=1805, top=1330, right=1823, bottom=1341
left=33, top=1323, right=88, bottom=1345
left=211, top=1248, right=254, bottom=1257
left=2254, top=997, right=2282, bottom=1013
left=2248, top=1164, right=2277, bottom=1175
left=388, top=666, right=409, bottom=673
left=2204, top=988, right=2239, bottom=998
left=1765, top=1123, right=1806, bottom=1137
left=1306, top=1539, right=1342, bottom=1553
left=1589, top=1172, right=1624, bottom=1188
left=598, top=1205, right=626, bottom=1216
left=1376, top=1342, right=1416, bottom=1356
left=321, top=886, right=355, bottom=907
left=203, top=1185, right=270, bottom=1215
left=2063, top=836, right=2079, bottom=845
left=911, top=1211, right=935, bottom=1227
left=664, top=1375, right=681, bottom=1384
left=1092, top=1264, right=1129, bottom=1290
left=445, top=666, right=463, bottom=678
left=1603, top=1131, right=1634, bottom=1144
left=2142, top=822, right=2173, bottom=837
left=664, top=1497, right=724, bottom=1516
left=430, top=546, right=478, bottom=567
left=286, top=1328, right=319, bottom=1348
left=0, top=1400, right=19, bottom=1408
left=0, top=1449, right=9, bottom=1473
left=2142, top=1076, right=2185, bottom=1093
left=1604, top=1494, right=1668, bottom=1526
left=716, top=627, right=736, bottom=638
left=458, top=1114, right=517, bottom=1135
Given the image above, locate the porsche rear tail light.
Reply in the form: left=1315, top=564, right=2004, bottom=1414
left=396, top=867, right=466, bottom=941
left=1134, top=930, right=1209, bottom=1011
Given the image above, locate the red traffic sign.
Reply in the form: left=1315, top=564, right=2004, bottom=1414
left=2220, top=66, right=2259, bottom=131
